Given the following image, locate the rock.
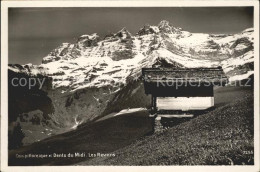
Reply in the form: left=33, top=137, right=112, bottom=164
left=137, top=24, right=159, bottom=36
left=115, top=27, right=132, bottom=39
left=76, top=33, right=100, bottom=48
left=158, top=20, right=182, bottom=34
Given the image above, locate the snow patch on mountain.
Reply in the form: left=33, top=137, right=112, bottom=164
left=229, top=71, right=254, bottom=82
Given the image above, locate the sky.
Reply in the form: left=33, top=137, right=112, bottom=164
left=8, top=7, right=253, bottom=65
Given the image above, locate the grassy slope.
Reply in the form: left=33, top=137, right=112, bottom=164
left=8, top=110, right=153, bottom=165
left=82, top=87, right=254, bottom=165
left=8, top=86, right=253, bottom=165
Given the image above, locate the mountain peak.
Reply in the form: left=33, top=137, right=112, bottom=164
left=158, top=20, right=172, bottom=30
left=115, top=27, right=132, bottom=38
left=242, top=27, right=254, bottom=33
left=42, top=43, right=73, bottom=64
left=78, top=33, right=99, bottom=40
left=76, top=33, right=100, bottom=49
left=158, top=20, right=182, bottom=34
left=137, top=24, right=159, bottom=36
left=158, top=20, right=170, bottom=27
left=119, top=27, right=127, bottom=32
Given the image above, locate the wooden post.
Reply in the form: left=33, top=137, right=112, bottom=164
left=154, top=96, right=157, bottom=112
left=154, top=116, right=163, bottom=133
left=151, top=96, right=157, bottom=112
left=151, top=95, right=157, bottom=114
left=151, top=95, right=163, bottom=133
left=151, top=95, right=154, bottom=111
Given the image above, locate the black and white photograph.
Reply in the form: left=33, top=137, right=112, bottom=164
left=1, top=1, right=259, bottom=171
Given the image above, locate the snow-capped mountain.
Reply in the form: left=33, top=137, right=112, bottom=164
left=10, top=20, right=254, bottom=91
left=8, top=20, right=254, bottom=146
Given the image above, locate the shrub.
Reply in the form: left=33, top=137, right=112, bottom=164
left=8, top=122, right=25, bottom=149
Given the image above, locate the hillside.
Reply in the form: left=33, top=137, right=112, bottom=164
left=8, top=86, right=254, bottom=165
left=82, top=87, right=254, bottom=165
